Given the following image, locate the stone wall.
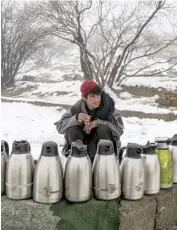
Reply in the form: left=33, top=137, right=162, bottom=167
left=120, top=85, right=163, bottom=97
left=119, top=184, right=177, bottom=230
left=155, top=91, right=177, bottom=107
left=119, top=110, right=177, bottom=122
left=1, top=184, right=177, bottom=230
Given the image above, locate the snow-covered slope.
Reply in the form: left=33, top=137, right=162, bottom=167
left=120, top=75, right=177, bottom=91
left=3, top=79, right=177, bottom=115
left=2, top=50, right=176, bottom=164
left=1, top=102, right=177, bottom=161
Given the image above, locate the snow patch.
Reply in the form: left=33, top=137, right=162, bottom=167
left=1, top=102, right=177, bottom=161
left=121, top=76, right=177, bottom=90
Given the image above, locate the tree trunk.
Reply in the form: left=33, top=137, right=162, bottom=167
left=75, top=31, right=94, bottom=80
left=79, top=48, right=94, bottom=80
left=1, top=60, right=18, bottom=89
left=1, top=74, right=15, bottom=89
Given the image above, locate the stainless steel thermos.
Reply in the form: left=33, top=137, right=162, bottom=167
left=142, top=142, right=160, bottom=194
left=119, top=143, right=144, bottom=200
left=6, top=140, right=34, bottom=199
left=92, top=139, right=121, bottom=200
left=33, top=141, right=63, bottom=204
left=155, top=137, right=173, bottom=189
left=64, top=140, right=92, bottom=202
left=3, top=133, right=176, bottom=204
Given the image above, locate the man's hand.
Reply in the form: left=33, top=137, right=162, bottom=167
left=77, top=113, right=91, bottom=124
left=83, top=120, right=97, bottom=134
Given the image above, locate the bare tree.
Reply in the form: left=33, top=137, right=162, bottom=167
left=1, top=0, right=47, bottom=88
left=26, top=1, right=177, bottom=87
left=29, top=36, right=65, bottom=66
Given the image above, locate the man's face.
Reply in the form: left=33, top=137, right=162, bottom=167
left=85, top=94, right=101, bottom=109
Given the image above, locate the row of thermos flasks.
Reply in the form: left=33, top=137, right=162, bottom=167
left=1, top=134, right=177, bottom=204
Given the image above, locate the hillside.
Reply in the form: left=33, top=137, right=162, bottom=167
left=1, top=53, right=177, bottom=160
left=2, top=73, right=177, bottom=121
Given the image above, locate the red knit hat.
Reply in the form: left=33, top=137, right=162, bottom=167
left=80, top=80, right=97, bottom=96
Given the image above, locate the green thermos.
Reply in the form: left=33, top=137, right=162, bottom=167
left=155, top=137, right=173, bottom=189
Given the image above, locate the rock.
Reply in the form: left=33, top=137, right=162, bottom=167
left=119, top=196, right=156, bottom=230
left=155, top=185, right=177, bottom=229
left=61, top=74, right=73, bottom=81
left=21, top=75, right=35, bottom=82
left=119, top=184, right=177, bottom=230
left=155, top=91, right=177, bottom=108
left=120, top=110, right=177, bottom=122
left=73, top=73, right=82, bottom=81
left=1, top=196, right=60, bottom=230
left=1, top=196, right=120, bottom=230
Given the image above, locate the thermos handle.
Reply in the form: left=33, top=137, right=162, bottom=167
left=119, top=147, right=126, bottom=164
left=3, top=141, right=9, bottom=156
left=166, top=138, right=171, bottom=145
left=137, top=148, right=143, bottom=154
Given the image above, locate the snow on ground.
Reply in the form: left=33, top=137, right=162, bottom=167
left=1, top=102, right=177, bottom=162
left=17, top=47, right=81, bottom=81
left=3, top=79, right=177, bottom=115
left=17, top=54, right=177, bottom=91
left=120, top=76, right=177, bottom=91
left=1, top=102, right=65, bottom=162
left=13, top=80, right=82, bottom=105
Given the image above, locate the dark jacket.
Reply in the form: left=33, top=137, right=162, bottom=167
left=54, top=92, right=124, bottom=157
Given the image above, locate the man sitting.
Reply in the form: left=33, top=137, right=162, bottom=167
left=54, top=80, right=124, bottom=162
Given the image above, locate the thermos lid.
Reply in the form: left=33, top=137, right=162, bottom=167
left=41, top=141, right=59, bottom=157
left=155, top=137, right=169, bottom=143
left=97, top=139, right=114, bottom=156
left=12, top=140, right=30, bottom=154
left=142, top=141, right=156, bottom=155
left=21, top=140, right=31, bottom=151
left=71, top=140, right=87, bottom=158
left=126, top=143, right=142, bottom=159
left=170, top=134, right=177, bottom=146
